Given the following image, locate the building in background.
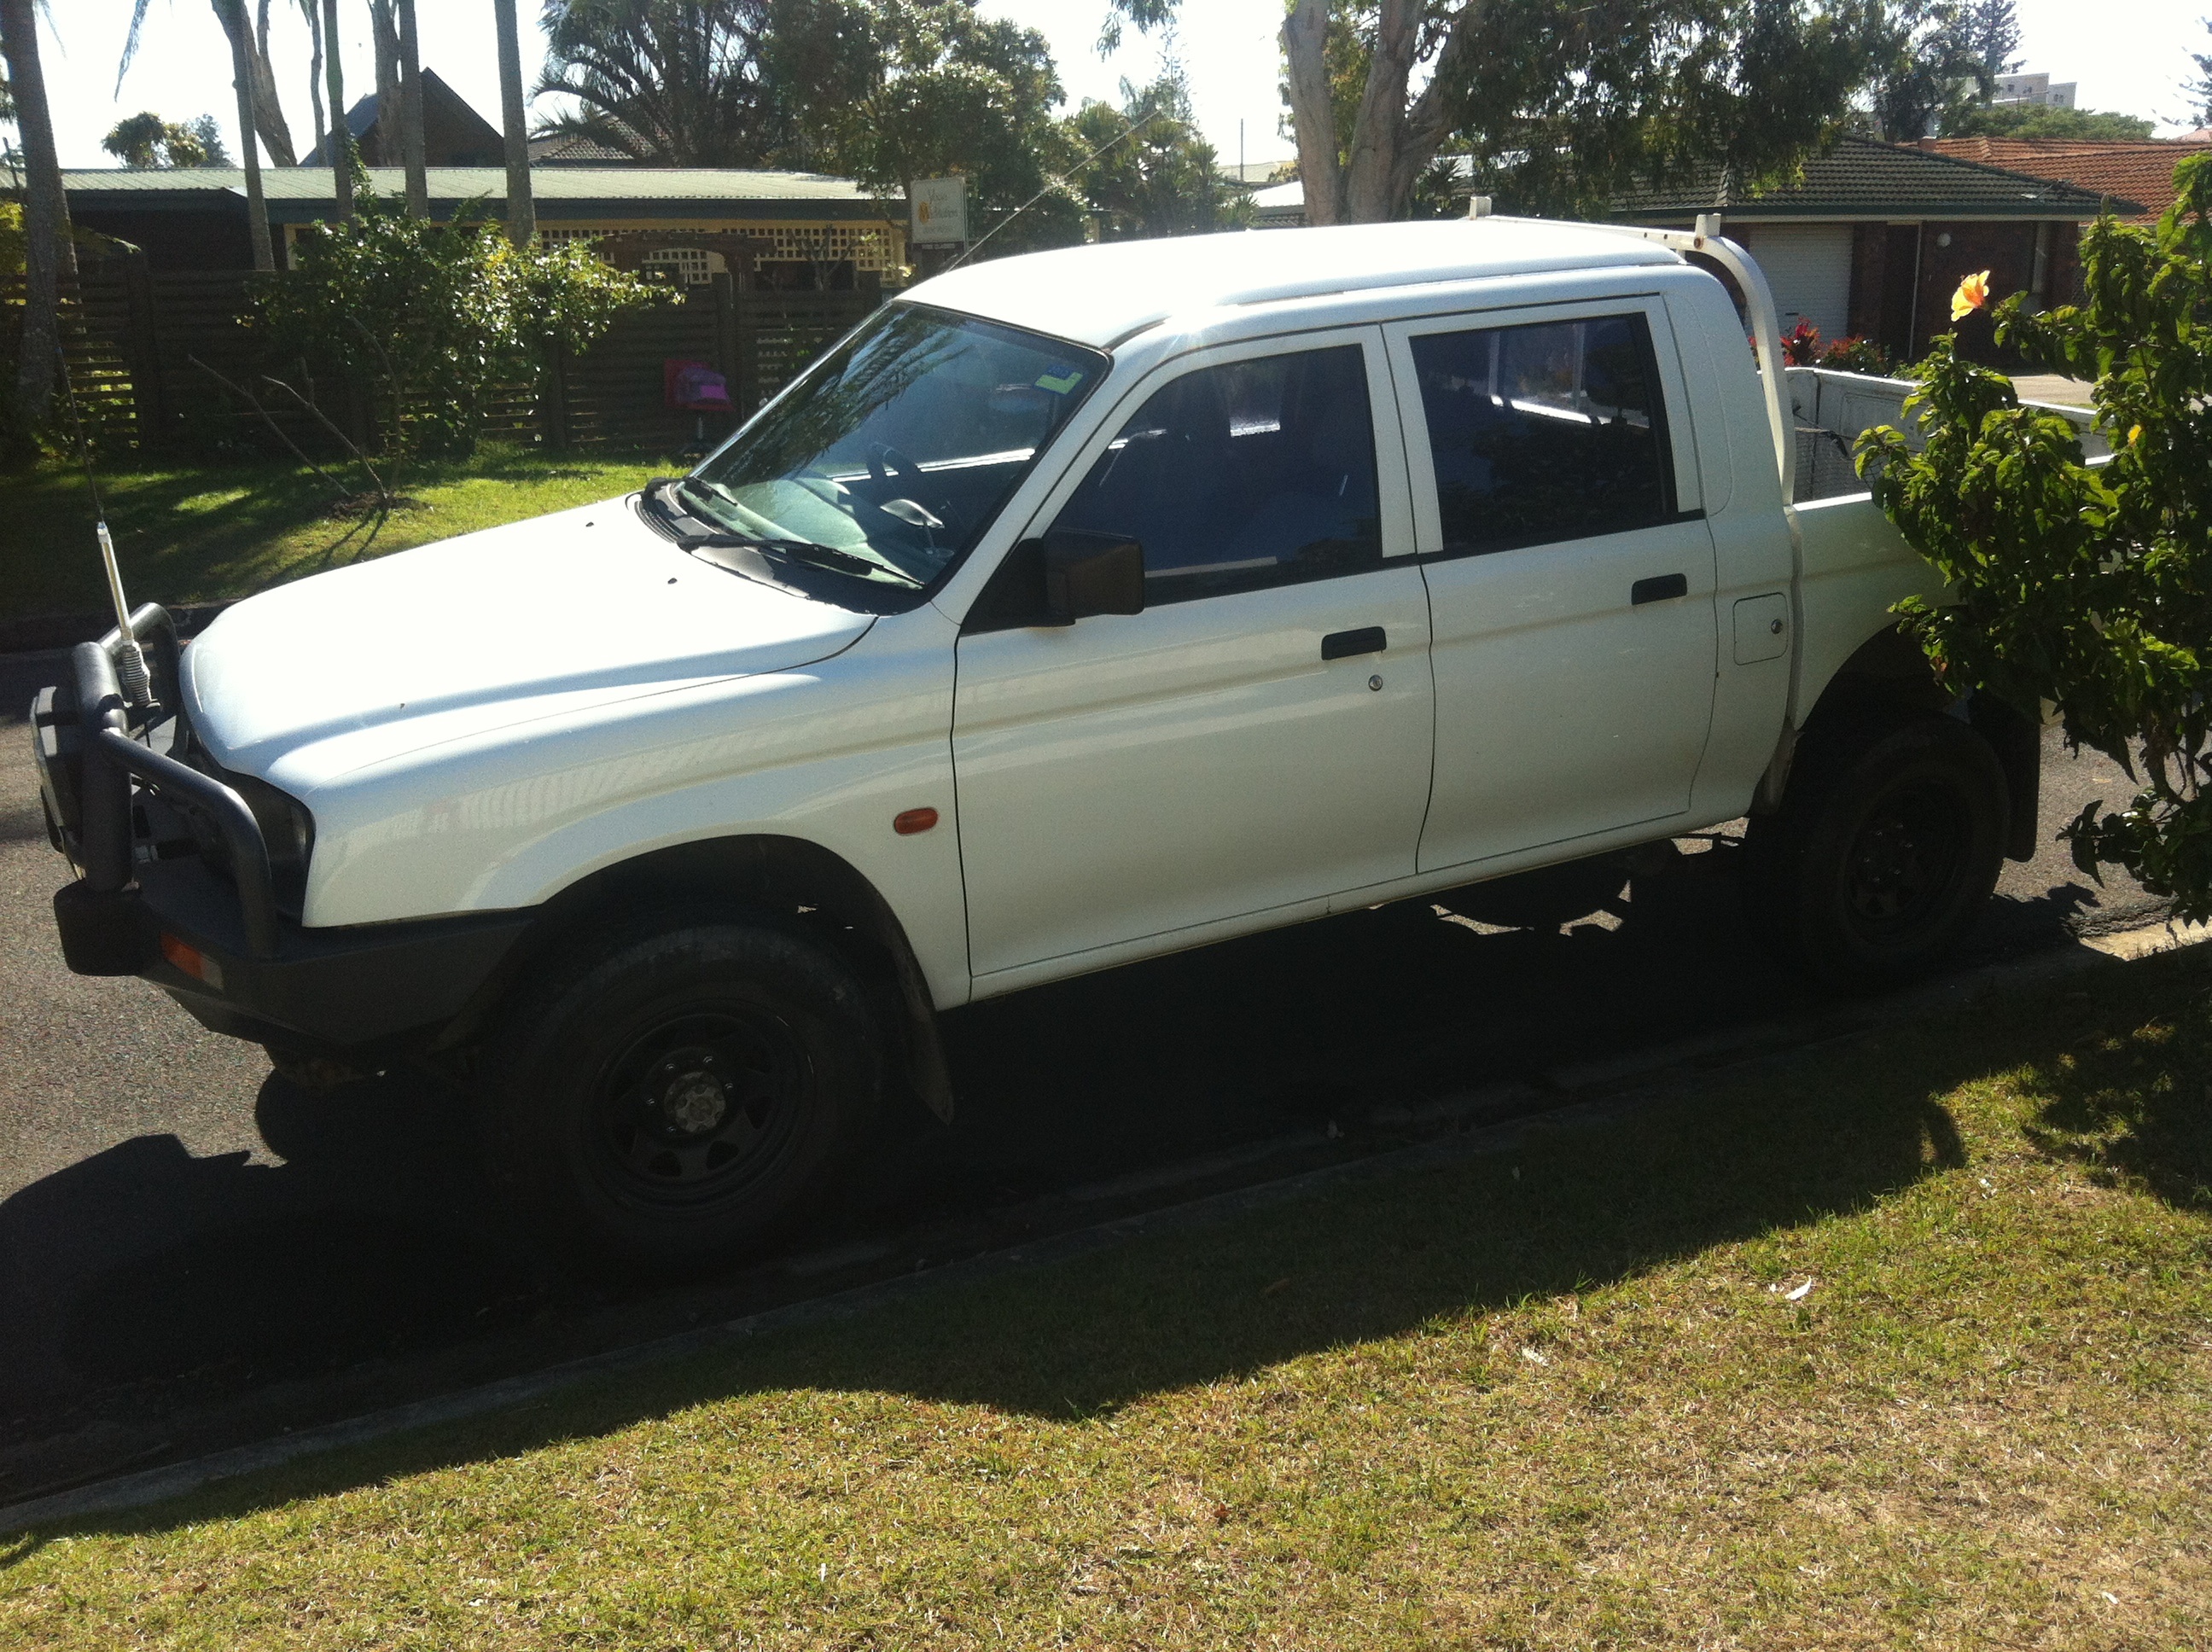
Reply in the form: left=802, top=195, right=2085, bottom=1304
left=301, top=70, right=504, bottom=168
left=1916, top=137, right=2209, bottom=226
left=1993, top=73, right=2076, bottom=111
left=1610, top=134, right=2127, bottom=364
left=61, top=167, right=906, bottom=287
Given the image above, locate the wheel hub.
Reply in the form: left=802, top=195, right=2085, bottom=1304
left=654, top=1053, right=729, bottom=1137
left=1845, top=782, right=1962, bottom=933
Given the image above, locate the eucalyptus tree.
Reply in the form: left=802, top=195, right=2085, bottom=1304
left=1282, top=0, right=1886, bottom=224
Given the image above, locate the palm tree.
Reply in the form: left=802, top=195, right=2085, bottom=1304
left=397, top=0, right=428, bottom=215
left=220, top=0, right=276, bottom=270
left=493, top=0, right=537, bottom=247
left=119, top=0, right=283, bottom=263
left=323, top=0, right=352, bottom=217
left=1, top=0, right=76, bottom=425
left=536, top=0, right=784, bottom=167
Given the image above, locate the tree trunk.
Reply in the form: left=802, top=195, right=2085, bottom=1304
left=224, top=1, right=276, bottom=271
left=396, top=0, right=428, bottom=216
left=371, top=0, right=400, bottom=170
left=493, top=0, right=537, bottom=247
left=235, top=0, right=298, bottom=166
left=1343, top=0, right=1421, bottom=222
left=323, top=0, right=352, bottom=217
left=304, top=0, right=327, bottom=167
left=1282, top=0, right=1481, bottom=225
left=0, top=0, right=75, bottom=426
left=1282, top=0, right=1346, bottom=225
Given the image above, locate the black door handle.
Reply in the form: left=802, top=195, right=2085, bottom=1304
left=1631, top=573, right=1689, bottom=606
left=1321, top=625, right=1387, bottom=660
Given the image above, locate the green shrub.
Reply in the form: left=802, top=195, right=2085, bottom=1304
left=258, top=188, right=673, bottom=458
left=1860, top=156, right=2212, bottom=920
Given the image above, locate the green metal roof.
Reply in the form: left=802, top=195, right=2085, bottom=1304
left=1612, top=133, right=2133, bottom=222
left=61, top=166, right=899, bottom=223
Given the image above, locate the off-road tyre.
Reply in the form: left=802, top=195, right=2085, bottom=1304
left=475, top=914, right=881, bottom=1273
left=1743, top=714, right=2007, bottom=991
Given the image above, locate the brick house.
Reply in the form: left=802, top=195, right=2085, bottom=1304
left=1914, top=137, right=2209, bottom=226
left=1610, top=134, right=2131, bottom=364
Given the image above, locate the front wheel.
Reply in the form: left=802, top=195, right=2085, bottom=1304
left=476, top=917, right=881, bottom=1272
left=1743, top=716, right=2008, bottom=991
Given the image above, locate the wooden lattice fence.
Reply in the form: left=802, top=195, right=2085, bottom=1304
left=3, top=255, right=881, bottom=457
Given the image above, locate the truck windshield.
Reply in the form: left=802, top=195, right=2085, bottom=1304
left=685, top=304, right=1107, bottom=590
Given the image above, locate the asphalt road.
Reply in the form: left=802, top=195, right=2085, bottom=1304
left=0, top=648, right=2167, bottom=1500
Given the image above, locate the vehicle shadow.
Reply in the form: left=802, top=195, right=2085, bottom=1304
left=0, top=844, right=2151, bottom=1512
left=3, top=977, right=2014, bottom=1559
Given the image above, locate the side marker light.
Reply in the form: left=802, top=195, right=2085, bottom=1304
left=894, top=807, right=939, bottom=836
left=160, top=932, right=224, bottom=990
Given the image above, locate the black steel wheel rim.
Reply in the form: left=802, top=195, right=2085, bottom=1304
left=1842, top=777, right=1966, bottom=939
left=588, top=1001, right=811, bottom=1209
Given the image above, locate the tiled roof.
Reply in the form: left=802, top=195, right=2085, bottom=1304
left=1611, top=132, right=2130, bottom=221
left=527, top=134, right=638, bottom=165
left=1915, top=138, right=2208, bottom=223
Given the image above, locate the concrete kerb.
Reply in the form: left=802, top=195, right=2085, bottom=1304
left=1, top=913, right=2204, bottom=1539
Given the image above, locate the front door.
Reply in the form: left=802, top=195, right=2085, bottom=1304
left=952, top=329, right=1434, bottom=985
left=1382, top=303, right=1720, bottom=875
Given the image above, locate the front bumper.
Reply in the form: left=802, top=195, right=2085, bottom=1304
left=36, top=605, right=531, bottom=1055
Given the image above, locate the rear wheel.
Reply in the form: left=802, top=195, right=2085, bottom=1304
left=477, top=916, right=881, bottom=1272
left=1744, top=716, right=2007, bottom=990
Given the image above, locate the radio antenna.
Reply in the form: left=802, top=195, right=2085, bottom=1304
left=944, top=111, right=1167, bottom=272
left=56, top=345, right=152, bottom=710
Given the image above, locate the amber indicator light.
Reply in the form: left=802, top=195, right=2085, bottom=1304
left=160, top=931, right=224, bottom=990
left=893, top=806, right=939, bottom=836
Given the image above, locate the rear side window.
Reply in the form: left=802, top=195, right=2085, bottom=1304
left=1046, top=344, right=1382, bottom=603
left=1409, top=314, right=1674, bottom=556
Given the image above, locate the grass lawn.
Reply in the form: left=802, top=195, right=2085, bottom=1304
left=0, top=446, right=678, bottom=625
left=3, top=951, right=2209, bottom=1649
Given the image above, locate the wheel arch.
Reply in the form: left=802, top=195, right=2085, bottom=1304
left=439, top=834, right=956, bottom=1120
left=1760, top=622, right=2040, bottom=860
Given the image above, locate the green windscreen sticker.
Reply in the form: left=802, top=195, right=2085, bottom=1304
left=1035, top=366, right=1085, bottom=393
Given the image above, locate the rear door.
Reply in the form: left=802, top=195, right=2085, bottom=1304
left=1382, top=299, right=1720, bottom=875
left=951, top=328, right=1434, bottom=986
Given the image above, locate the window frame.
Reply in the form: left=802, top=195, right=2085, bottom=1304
left=1010, top=324, right=1417, bottom=609
left=1381, top=296, right=1702, bottom=561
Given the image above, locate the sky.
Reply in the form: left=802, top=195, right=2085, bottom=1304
left=21, top=0, right=2211, bottom=173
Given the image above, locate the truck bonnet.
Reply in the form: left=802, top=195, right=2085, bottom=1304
left=182, top=497, right=875, bottom=786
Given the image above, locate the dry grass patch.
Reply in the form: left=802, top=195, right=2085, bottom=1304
left=3, top=953, right=2209, bottom=1649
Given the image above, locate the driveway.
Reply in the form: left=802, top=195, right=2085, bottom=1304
left=0, top=648, right=2167, bottom=1500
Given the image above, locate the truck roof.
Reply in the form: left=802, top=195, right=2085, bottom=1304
left=901, top=218, right=1682, bottom=350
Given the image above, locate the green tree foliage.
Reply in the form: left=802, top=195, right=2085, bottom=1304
left=1288, top=0, right=1885, bottom=224
left=259, top=189, right=673, bottom=457
left=769, top=0, right=1084, bottom=257
left=2185, top=17, right=2212, bottom=128
left=1860, top=156, right=2212, bottom=919
left=1942, top=103, right=2157, bottom=141
left=536, top=0, right=787, bottom=166
left=101, top=111, right=232, bottom=167
left=1066, top=69, right=1237, bottom=241
left=1959, top=0, right=2018, bottom=80
left=1866, top=0, right=1989, bottom=140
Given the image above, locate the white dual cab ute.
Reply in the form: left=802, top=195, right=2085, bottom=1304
left=34, top=218, right=2041, bottom=1267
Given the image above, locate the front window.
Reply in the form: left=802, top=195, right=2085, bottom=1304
left=682, top=305, right=1106, bottom=595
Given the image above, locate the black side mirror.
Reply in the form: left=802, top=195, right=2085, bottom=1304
left=964, top=529, right=1145, bottom=632
left=1042, top=530, right=1144, bottom=624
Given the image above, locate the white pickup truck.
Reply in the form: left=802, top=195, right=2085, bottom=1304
left=33, top=217, right=2044, bottom=1267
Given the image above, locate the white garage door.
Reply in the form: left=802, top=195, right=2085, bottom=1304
left=1743, top=224, right=1854, bottom=344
